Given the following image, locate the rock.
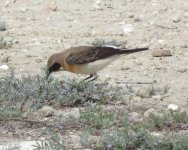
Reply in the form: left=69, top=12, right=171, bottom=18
left=183, top=12, right=188, bottom=18
left=128, top=13, right=134, bottom=18
left=136, top=87, right=152, bottom=98
left=44, top=4, right=57, bottom=12
left=128, top=112, right=142, bottom=123
left=152, top=49, right=172, bottom=57
left=91, top=38, right=105, bottom=46
left=123, top=24, right=134, bottom=34
left=172, top=15, right=181, bottom=23
left=55, top=108, right=80, bottom=119
left=13, top=0, right=16, bottom=3
left=0, top=141, right=42, bottom=150
left=2, top=56, right=10, bottom=63
left=106, top=39, right=127, bottom=46
left=186, top=23, right=188, bottom=28
left=0, top=36, right=3, bottom=42
left=133, top=96, right=141, bottom=102
left=67, top=132, right=81, bottom=148
left=74, top=8, right=80, bottom=11
left=151, top=132, right=163, bottom=137
left=158, top=40, right=165, bottom=45
left=152, top=95, right=163, bottom=101
left=0, top=65, right=9, bottom=70
left=0, top=20, right=6, bottom=31
left=91, top=39, right=126, bottom=47
left=167, top=104, right=179, bottom=111
left=134, top=17, right=141, bottom=22
left=134, top=61, right=142, bottom=65
left=66, top=108, right=80, bottom=119
left=0, top=41, right=6, bottom=48
left=121, top=66, right=130, bottom=70
left=13, top=39, right=19, bottom=44
left=2, top=37, right=13, bottom=47
left=177, top=67, right=187, bottom=73
left=34, top=106, right=55, bottom=117
left=19, top=8, right=28, bottom=13
left=181, top=44, right=188, bottom=48
left=117, top=30, right=124, bottom=36
left=5, top=41, right=12, bottom=47
left=35, top=59, right=42, bottom=63
left=144, top=108, right=157, bottom=117
left=134, top=15, right=144, bottom=22
left=143, top=71, right=148, bottom=76
left=93, top=0, right=101, bottom=10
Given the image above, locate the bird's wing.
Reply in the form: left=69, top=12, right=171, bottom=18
left=65, top=46, right=119, bottom=64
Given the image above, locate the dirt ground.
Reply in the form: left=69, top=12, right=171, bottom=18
left=0, top=0, right=188, bottom=148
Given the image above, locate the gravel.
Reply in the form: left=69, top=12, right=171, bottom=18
left=0, top=20, right=6, bottom=31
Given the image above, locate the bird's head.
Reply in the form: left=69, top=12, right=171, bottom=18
left=46, top=53, right=63, bottom=79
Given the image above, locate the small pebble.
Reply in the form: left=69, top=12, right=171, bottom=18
left=167, top=104, right=178, bottom=111
left=0, top=65, right=9, bottom=70
left=152, top=95, right=163, bottom=101
left=128, top=13, right=134, bottom=18
left=136, top=87, right=152, bottom=98
left=19, top=69, right=24, bottom=71
left=0, top=41, right=6, bottom=48
left=133, top=96, right=141, bottom=101
left=134, top=17, right=141, bottom=22
left=151, top=132, right=163, bottom=137
left=35, top=59, right=42, bottom=63
left=177, top=67, right=187, bottom=73
left=172, top=15, right=181, bottom=23
left=12, top=0, right=16, bottom=3
left=134, top=15, right=143, bottom=22
left=44, top=4, right=57, bottom=12
left=74, top=8, right=80, bottom=11
left=0, top=36, right=3, bottom=42
left=2, top=56, right=10, bottom=63
left=128, top=112, right=142, bottom=123
left=0, top=20, right=6, bottom=31
left=19, top=8, right=28, bottom=13
left=181, top=44, right=188, bottom=48
left=121, top=66, right=130, bottom=70
left=158, top=40, right=165, bottom=45
left=33, top=106, right=55, bottom=117
left=143, top=71, right=148, bottom=76
left=135, top=61, right=142, bottom=65
left=152, top=49, right=172, bottom=57
left=183, top=12, right=188, bottom=18
left=123, top=24, right=134, bottom=34
left=117, top=30, right=124, bottom=36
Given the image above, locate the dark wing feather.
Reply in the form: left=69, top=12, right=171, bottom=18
left=65, top=46, right=120, bottom=64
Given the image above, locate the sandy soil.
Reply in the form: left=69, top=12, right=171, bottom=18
left=0, top=0, right=188, bottom=148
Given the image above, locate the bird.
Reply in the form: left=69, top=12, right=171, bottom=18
left=46, top=45, right=149, bottom=81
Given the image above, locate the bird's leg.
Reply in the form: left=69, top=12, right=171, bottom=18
left=83, top=74, right=94, bottom=81
left=86, top=73, right=98, bottom=82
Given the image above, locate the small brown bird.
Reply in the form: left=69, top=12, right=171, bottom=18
left=46, top=46, right=149, bottom=81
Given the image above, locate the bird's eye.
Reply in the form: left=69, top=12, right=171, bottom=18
left=49, top=62, right=61, bottom=73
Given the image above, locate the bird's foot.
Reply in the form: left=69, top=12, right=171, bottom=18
left=82, top=73, right=98, bottom=83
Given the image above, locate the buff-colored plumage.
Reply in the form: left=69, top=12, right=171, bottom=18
left=46, top=46, right=149, bottom=80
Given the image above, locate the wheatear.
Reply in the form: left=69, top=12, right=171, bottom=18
left=46, top=46, right=149, bottom=81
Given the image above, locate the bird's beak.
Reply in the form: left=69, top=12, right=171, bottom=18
left=46, top=68, right=51, bottom=80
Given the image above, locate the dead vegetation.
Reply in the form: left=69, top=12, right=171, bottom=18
left=0, top=70, right=188, bottom=150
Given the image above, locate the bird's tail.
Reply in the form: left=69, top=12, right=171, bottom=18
left=118, top=47, right=149, bottom=54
